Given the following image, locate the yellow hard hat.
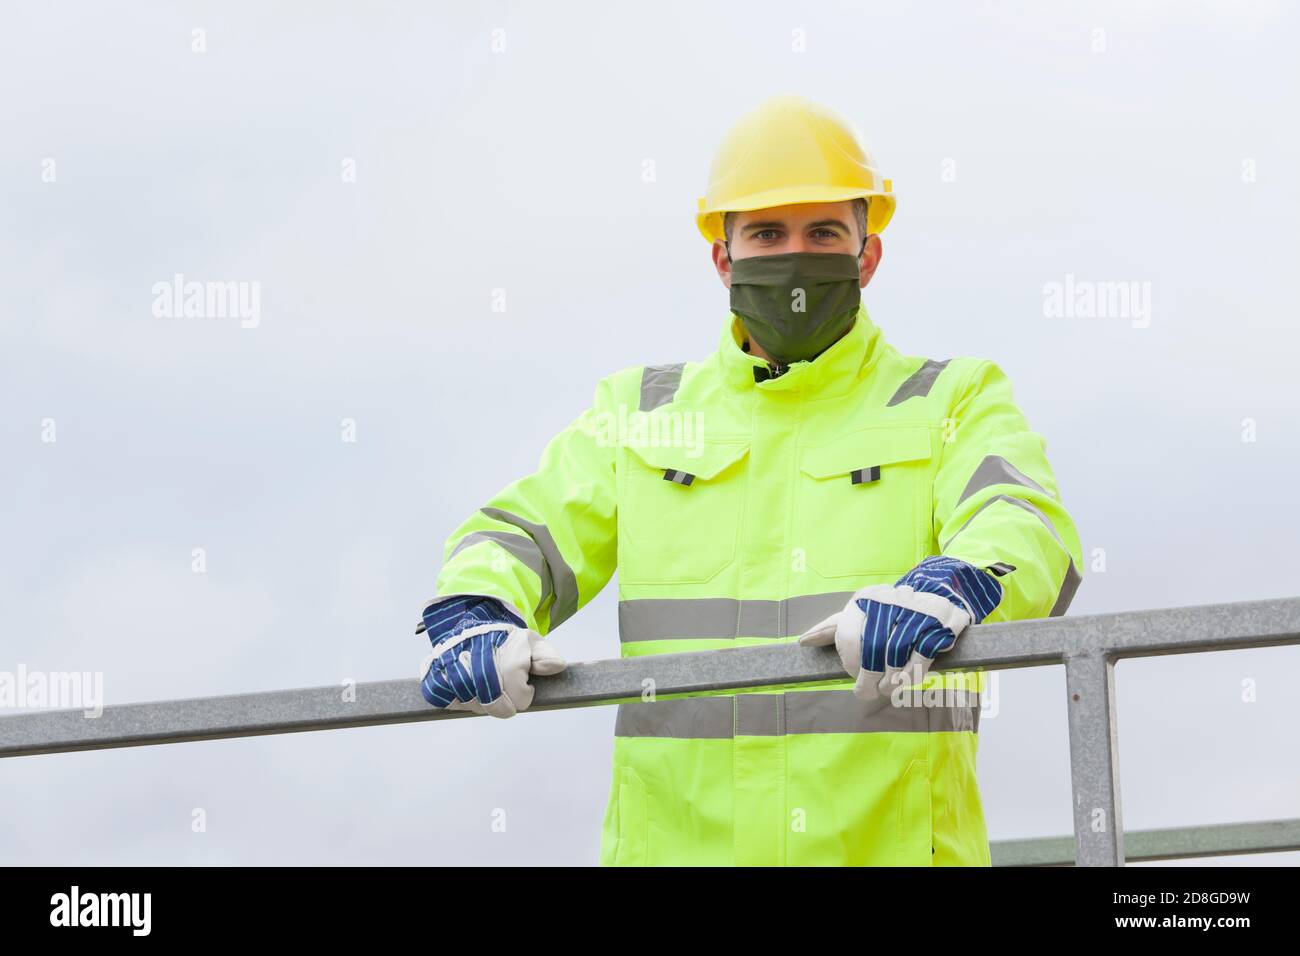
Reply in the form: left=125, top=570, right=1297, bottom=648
left=696, top=93, right=895, bottom=244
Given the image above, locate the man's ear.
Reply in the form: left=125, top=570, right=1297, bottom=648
left=859, top=234, right=883, bottom=288
left=712, top=239, right=734, bottom=289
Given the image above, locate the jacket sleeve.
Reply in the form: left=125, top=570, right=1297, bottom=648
left=428, top=376, right=619, bottom=636
left=932, top=359, right=1083, bottom=622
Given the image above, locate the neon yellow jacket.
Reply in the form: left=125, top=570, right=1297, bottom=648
left=433, top=305, right=1083, bottom=865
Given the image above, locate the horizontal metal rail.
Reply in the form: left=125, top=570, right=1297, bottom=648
left=4, top=596, right=1295, bottom=758
left=991, top=817, right=1300, bottom=866
left=2, top=595, right=1298, bottom=865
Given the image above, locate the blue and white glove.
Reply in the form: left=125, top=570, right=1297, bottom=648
left=798, top=556, right=1005, bottom=712
left=418, top=595, right=566, bottom=719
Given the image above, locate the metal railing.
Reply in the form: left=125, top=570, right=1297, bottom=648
left=992, top=818, right=1300, bottom=866
left=3, top=595, right=1298, bottom=865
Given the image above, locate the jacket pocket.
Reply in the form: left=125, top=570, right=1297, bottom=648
left=614, top=767, right=649, bottom=866
left=618, top=439, right=750, bottom=585
left=795, top=425, right=933, bottom=578
left=896, top=757, right=935, bottom=866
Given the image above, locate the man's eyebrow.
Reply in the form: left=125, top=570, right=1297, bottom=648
left=741, top=219, right=853, bottom=234
left=806, top=219, right=852, bottom=233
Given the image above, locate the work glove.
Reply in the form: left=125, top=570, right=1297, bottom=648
left=798, top=556, right=1005, bottom=713
left=418, top=596, right=566, bottom=719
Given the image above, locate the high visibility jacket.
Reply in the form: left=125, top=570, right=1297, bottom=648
left=434, top=305, right=1083, bottom=866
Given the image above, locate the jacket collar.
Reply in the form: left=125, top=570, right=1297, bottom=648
left=717, top=303, right=884, bottom=397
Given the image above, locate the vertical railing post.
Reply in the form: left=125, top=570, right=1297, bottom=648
left=1064, top=651, right=1125, bottom=865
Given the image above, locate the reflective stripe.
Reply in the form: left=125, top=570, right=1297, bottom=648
left=616, top=695, right=733, bottom=739
left=736, top=693, right=784, bottom=735
left=786, top=689, right=980, bottom=734
left=618, top=593, right=853, bottom=642
left=663, top=469, right=695, bottom=485
left=614, top=690, right=981, bottom=738
left=448, top=531, right=552, bottom=607
left=1050, top=559, right=1082, bottom=617
left=957, top=454, right=1048, bottom=505
left=639, top=362, right=686, bottom=412
left=886, top=358, right=950, bottom=406
left=942, top=493, right=1081, bottom=618
left=478, top=507, right=580, bottom=628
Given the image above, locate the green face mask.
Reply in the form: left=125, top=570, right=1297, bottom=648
left=729, top=251, right=862, bottom=366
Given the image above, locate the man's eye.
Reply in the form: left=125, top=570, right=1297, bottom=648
left=813, top=229, right=839, bottom=239
left=755, top=230, right=780, bottom=240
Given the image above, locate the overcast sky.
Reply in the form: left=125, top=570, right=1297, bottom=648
left=2, top=0, right=1297, bottom=866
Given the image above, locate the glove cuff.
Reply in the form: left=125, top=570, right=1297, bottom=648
left=418, top=593, right=527, bottom=637
left=899, top=556, right=1004, bottom=624
left=856, top=583, right=973, bottom=637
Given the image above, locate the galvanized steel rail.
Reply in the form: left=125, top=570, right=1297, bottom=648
left=3, top=595, right=1298, bottom=866
left=992, top=817, right=1300, bottom=866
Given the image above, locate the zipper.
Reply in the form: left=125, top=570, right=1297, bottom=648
left=752, top=361, right=790, bottom=383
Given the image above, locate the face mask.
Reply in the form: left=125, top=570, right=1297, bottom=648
left=728, top=251, right=862, bottom=366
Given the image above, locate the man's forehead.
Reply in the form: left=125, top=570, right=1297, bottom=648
left=734, top=201, right=857, bottom=228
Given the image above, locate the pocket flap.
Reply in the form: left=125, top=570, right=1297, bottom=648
left=800, top=425, right=932, bottom=479
left=625, top=439, right=750, bottom=481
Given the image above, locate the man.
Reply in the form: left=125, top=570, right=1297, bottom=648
left=417, top=93, right=1083, bottom=866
